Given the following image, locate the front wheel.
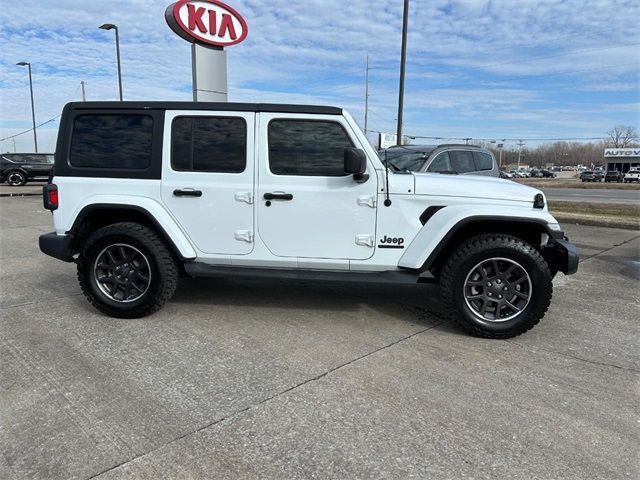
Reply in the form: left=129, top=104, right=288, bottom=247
left=439, top=234, right=553, bottom=338
left=77, top=222, right=179, bottom=318
left=6, top=170, right=27, bottom=186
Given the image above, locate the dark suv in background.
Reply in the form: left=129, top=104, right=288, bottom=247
left=378, top=144, right=499, bottom=177
left=604, top=170, right=623, bottom=183
left=0, top=153, right=54, bottom=186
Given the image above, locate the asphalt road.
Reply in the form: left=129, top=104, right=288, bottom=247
left=1, top=197, right=639, bottom=480
left=541, top=187, right=640, bottom=204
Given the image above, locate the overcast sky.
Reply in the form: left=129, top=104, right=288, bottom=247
left=1, top=0, right=639, bottom=152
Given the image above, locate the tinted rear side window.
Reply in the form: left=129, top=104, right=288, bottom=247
left=171, top=117, right=246, bottom=173
left=268, top=120, right=353, bottom=176
left=69, top=114, right=153, bottom=169
left=449, top=151, right=476, bottom=173
left=474, top=151, right=494, bottom=171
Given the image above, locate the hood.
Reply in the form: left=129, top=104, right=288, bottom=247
left=412, top=172, right=542, bottom=203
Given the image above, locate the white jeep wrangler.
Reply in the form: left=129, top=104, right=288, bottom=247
left=40, top=102, right=578, bottom=338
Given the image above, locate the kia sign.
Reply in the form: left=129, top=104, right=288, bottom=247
left=165, top=0, right=248, bottom=48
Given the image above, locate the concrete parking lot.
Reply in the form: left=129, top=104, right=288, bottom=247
left=1, top=196, right=638, bottom=480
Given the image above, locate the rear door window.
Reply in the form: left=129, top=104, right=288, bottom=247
left=70, top=114, right=153, bottom=169
left=171, top=116, right=246, bottom=173
left=449, top=151, right=476, bottom=173
left=473, top=151, right=494, bottom=171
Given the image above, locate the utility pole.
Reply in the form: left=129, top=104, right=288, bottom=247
left=81, top=81, right=86, bottom=101
left=517, top=140, right=525, bottom=169
left=12, top=138, right=17, bottom=152
left=396, top=0, right=409, bottom=146
left=364, top=54, right=370, bottom=135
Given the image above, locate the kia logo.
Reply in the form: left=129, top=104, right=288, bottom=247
left=166, top=0, right=248, bottom=48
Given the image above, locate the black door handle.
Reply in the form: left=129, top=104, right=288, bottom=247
left=173, top=189, right=202, bottom=197
left=264, top=192, right=293, bottom=201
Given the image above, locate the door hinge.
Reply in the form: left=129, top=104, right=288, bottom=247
left=234, top=192, right=253, bottom=204
left=357, top=195, right=376, bottom=208
left=355, top=234, right=374, bottom=247
left=235, top=230, right=254, bottom=243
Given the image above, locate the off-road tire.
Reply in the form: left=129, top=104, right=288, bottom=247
left=77, top=222, right=179, bottom=318
left=439, top=234, right=553, bottom=339
left=6, top=170, right=27, bottom=186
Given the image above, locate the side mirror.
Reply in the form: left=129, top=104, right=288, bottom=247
left=344, top=148, right=368, bottom=183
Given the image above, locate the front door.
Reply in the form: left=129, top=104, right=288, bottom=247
left=257, top=113, right=377, bottom=260
left=161, top=110, right=255, bottom=255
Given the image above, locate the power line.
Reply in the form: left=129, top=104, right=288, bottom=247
left=368, top=130, right=608, bottom=142
left=0, top=115, right=61, bottom=143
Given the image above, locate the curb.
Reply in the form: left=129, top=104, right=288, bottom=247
left=552, top=214, right=639, bottom=231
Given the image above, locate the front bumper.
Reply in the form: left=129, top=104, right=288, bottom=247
left=545, top=238, right=579, bottom=275
left=39, top=232, right=75, bottom=262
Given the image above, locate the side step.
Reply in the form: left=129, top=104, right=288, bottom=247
left=183, top=263, right=421, bottom=284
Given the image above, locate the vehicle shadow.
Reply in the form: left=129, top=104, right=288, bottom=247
left=171, top=276, right=450, bottom=329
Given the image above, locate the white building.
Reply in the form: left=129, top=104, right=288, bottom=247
left=605, top=148, right=640, bottom=173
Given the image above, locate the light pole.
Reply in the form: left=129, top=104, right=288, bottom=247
left=16, top=62, right=38, bottom=152
left=517, top=140, right=525, bottom=169
left=396, top=0, right=409, bottom=146
left=99, top=23, right=123, bottom=101
left=364, top=54, right=370, bottom=135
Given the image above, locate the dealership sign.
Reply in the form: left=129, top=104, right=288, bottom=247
left=604, top=148, right=640, bottom=157
left=165, top=0, right=248, bottom=47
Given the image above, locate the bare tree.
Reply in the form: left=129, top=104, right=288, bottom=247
left=606, top=125, right=639, bottom=147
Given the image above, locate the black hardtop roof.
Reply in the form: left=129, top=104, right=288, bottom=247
left=65, top=101, right=342, bottom=115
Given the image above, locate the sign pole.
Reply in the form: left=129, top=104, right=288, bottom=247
left=191, top=44, right=228, bottom=102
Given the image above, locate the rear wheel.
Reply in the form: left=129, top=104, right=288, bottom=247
left=77, top=222, right=179, bottom=318
left=439, top=234, right=553, bottom=338
left=6, top=170, right=27, bottom=186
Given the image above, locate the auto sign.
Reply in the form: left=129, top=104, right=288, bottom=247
left=165, top=0, right=248, bottom=48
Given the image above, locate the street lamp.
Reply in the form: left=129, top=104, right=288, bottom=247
left=16, top=62, right=37, bottom=152
left=99, top=23, right=123, bottom=101
left=396, top=0, right=409, bottom=146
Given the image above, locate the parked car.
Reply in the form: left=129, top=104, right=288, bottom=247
left=499, top=170, right=512, bottom=179
left=623, top=169, right=640, bottom=183
left=508, top=170, right=524, bottom=178
left=540, top=169, right=556, bottom=178
left=378, top=144, right=499, bottom=177
left=39, top=101, right=578, bottom=338
left=529, top=169, right=544, bottom=178
left=580, top=170, right=596, bottom=182
left=604, top=170, right=623, bottom=183
left=0, top=153, right=54, bottom=186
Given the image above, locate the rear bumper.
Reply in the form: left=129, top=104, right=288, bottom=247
left=39, top=232, right=75, bottom=262
left=545, top=238, right=579, bottom=275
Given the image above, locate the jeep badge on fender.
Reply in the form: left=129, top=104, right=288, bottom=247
left=39, top=100, right=578, bottom=339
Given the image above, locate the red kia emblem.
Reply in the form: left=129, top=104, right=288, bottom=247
left=165, top=0, right=248, bottom=48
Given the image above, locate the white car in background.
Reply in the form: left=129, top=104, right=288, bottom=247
left=623, top=169, right=640, bottom=183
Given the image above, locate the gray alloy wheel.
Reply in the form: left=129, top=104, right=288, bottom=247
left=93, top=243, right=152, bottom=303
left=463, top=257, right=532, bottom=322
left=6, top=171, right=26, bottom=186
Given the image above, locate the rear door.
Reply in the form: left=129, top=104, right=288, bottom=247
left=161, top=110, right=255, bottom=255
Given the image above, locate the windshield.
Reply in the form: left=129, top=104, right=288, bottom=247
left=379, top=148, right=435, bottom=171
